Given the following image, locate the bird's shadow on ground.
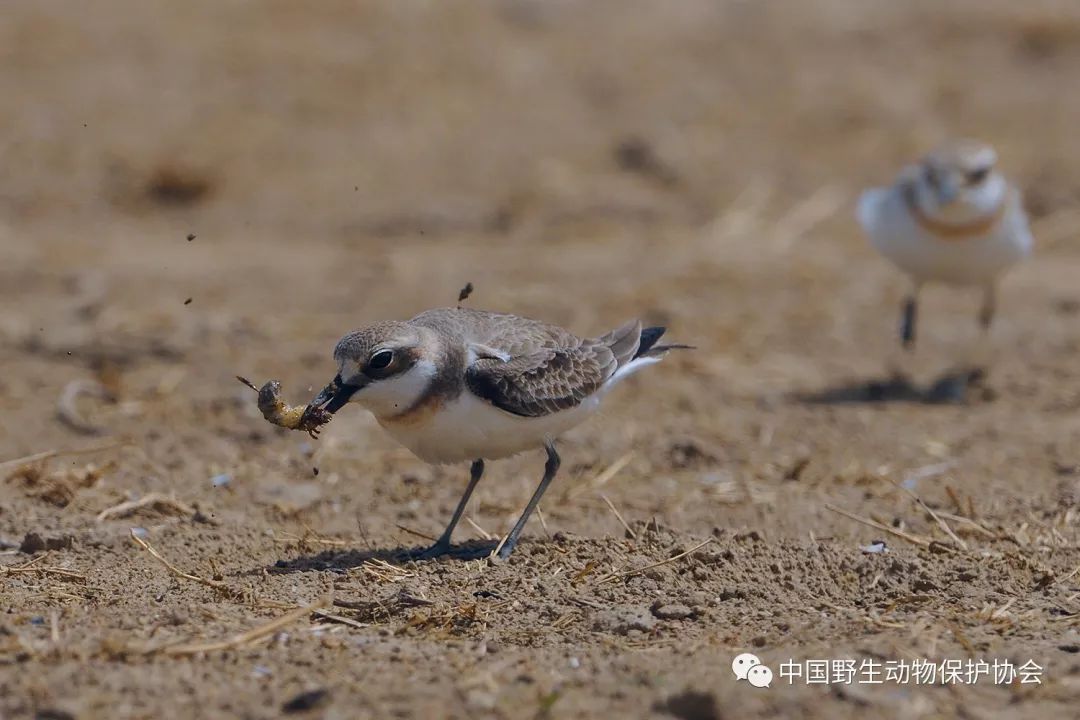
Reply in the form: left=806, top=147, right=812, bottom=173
left=794, top=368, right=994, bottom=405
left=267, top=539, right=499, bottom=574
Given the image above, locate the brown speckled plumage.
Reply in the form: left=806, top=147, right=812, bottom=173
left=335, top=308, right=655, bottom=418
left=413, top=308, right=643, bottom=417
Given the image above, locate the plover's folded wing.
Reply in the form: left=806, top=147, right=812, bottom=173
left=465, top=342, right=616, bottom=417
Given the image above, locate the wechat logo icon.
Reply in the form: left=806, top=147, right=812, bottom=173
left=732, top=653, right=772, bottom=689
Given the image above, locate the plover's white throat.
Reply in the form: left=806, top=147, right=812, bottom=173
left=857, top=139, right=1033, bottom=348
left=309, top=307, right=689, bottom=559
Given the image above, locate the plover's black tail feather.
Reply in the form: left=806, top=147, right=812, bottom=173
left=635, top=326, right=694, bottom=359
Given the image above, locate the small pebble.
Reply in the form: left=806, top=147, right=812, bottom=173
left=860, top=540, right=888, bottom=554
left=651, top=602, right=694, bottom=620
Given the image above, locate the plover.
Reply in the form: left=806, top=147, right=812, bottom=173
left=309, top=307, right=689, bottom=559
left=857, top=139, right=1033, bottom=348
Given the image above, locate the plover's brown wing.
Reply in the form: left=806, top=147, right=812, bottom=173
left=465, top=344, right=612, bottom=417
left=409, top=308, right=649, bottom=416
left=463, top=318, right=645, bottom=418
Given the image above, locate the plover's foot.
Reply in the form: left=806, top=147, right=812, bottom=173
left=410, top=540, right=452, bottom=560
left=496, top=540, right=518, bottom=560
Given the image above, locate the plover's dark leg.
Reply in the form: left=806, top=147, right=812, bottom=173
left=900, top=284, right=920, bottom=350
left=416, top=459, right=484, bottom=558
left=497, top=443, right=560, bottom=559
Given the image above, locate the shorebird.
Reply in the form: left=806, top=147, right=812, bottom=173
left=857, top=139, right=1033, bottom=349
left=309, top=307, right=688, bottom=559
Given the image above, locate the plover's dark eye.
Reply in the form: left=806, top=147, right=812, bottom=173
left=923, top=165, right=940, bottom=190
left=368, top=350, right=394, bottom=370
left=967, top=167, right=990, bottom=185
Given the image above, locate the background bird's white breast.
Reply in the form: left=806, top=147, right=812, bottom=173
left=858, top=186, right=1033, bottom=285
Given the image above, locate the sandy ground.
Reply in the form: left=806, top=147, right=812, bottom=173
left=2, top=1, right=1080, bottom=718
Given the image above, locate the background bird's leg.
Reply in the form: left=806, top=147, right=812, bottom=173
left=416, top=459, right=484, bottom=558
left=930, top=283, right=998, bottom=403
left=884, top=280, right=921, bottom=390
left=497, top=443, right=560, bottom=559
left=900, top=281, right=921, bottom=351
left=962, top=282, right=997, bottom=372
left=964, top=281, right=998, bottom=376
left=978, top=283, right=997, bottom=333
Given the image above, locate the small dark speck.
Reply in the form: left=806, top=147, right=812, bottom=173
left=282, top=689, right=329, bottom=714
left=184, top=298, right=193, bottom=305
left=35, top=709, right=75, bottom=720
left=66, top=351, right=72, bottom=356
left=457, top=282, right=474, bottom=303
left=1056, top=298, right=1080, bottom=315
left=353, top=186, right=358, bottom=192
left=312, top=467, right=319, bottom=476
left=186, top=233, right=196, bottom=241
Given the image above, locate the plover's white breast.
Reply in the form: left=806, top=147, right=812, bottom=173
left=378, top=390, right=601, bottom=464
left=376, top=354, right=661, bottom=464
left=858, top=186, right=1032, bottom=286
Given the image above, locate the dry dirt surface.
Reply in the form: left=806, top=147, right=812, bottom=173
left=3, top=1, right=1080, bottom=718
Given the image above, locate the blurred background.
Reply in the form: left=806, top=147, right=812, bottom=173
left=4, top=0, right=1080, bottom=487
left=3, top=2, right=1080, bottom=717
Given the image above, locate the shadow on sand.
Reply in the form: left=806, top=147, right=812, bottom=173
left=794, top=368, right=993, bottom=406
left=267, top=539, right=499, bottom=574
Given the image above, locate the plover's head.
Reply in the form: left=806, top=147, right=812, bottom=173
left=910, top=139, right=1007, bottom=223
left=310, top=322, right=441, bottom=418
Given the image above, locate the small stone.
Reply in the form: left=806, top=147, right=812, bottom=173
left=860, top=540, right=888, bottom=554
left=593, top=607, right=656, bottom=634
left=651, top=602, right=694, bottom=620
